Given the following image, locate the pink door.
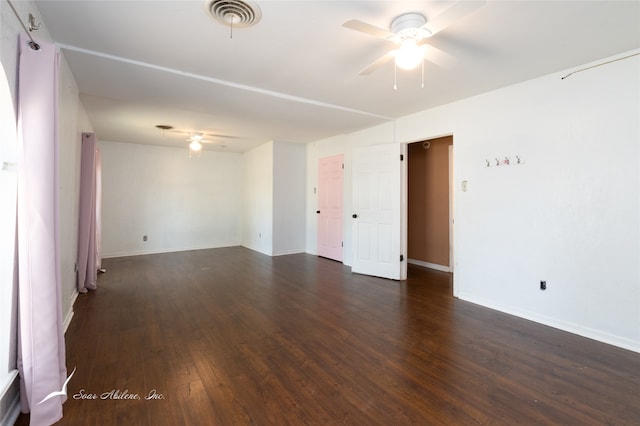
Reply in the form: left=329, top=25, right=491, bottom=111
left=318, top=154, right=344, bottom=261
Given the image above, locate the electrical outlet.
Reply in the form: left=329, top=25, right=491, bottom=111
left=540, top=280, right=547, bottom=290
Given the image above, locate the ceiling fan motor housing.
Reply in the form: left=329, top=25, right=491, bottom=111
left=390, top=12, right=431, bottom=41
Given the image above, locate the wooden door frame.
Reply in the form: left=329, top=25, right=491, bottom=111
left=401, top=134, right=456, bottom=295
left=317, top=153, right=344, bottom=262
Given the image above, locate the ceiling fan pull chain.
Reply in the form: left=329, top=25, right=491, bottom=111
left=394, top=62, right=397, bottom=90
left=421, top=60, right=424, bottom=89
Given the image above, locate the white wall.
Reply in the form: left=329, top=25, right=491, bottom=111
left=100, top=141, right=243, bottom=257
left=242, top=140, right=308, bottom=256
left=242, top=141, right=274, bottom=255
left=306, top=50, right=640, bottom=352
left=99, top=139, right=307, bottom=259
left=58, top=58, right=92, bottom=324
left=273, top=142, right=306, bottom=255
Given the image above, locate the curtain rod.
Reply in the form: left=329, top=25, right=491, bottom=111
left=5, top=0, right=41, bottom=51
left=561, top=52, right=640, bottom=80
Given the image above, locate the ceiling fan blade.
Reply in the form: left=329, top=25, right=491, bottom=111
left=423, top=45, right=458, bottom=69
left=424, top=0, right=486, bottom=36
left=169, top=129, right=200, bottom=137
left=343, top=19, right=394, bottom=40
left=170, top=129, right=241, bottom=139
left=358, top=50, right=397, bottom=75
left=204, top=132, right=240, bottom=139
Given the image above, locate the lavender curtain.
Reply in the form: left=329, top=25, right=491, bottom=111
left=77, top=132, right=98, bottom=293
left=16, top=34, right=67, bottom=425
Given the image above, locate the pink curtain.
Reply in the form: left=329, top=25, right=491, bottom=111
left=95, top=148, right=102, bottom=271
left=77, top=132, right=99, bottom=293
left=16, top=34, right=67, bottom=425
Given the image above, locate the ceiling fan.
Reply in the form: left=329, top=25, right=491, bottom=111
left=186, top=133, right=207, bottom=153
left=184, top=132, right=241, bottom=155
left=343, top=0, right=485, bottom=76
left=155, top=125, right=239, bottom=153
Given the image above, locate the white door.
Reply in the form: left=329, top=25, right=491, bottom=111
left=352, top=144, right=401, bottom=280
left=317, top=154, right=343, bottom=261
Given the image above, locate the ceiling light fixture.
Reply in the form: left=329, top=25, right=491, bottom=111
left=188, top=133, right=204, bottom=157
left=391, top=13, right=430, bottom=73
left=395, top=38, right=424, bottom=70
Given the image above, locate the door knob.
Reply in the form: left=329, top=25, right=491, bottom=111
left=316, top=210, right=320, bottom=214
left=352, top=214, right=358, bottom=219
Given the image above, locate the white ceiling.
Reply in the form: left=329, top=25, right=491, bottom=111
left=34, top=0, right=640, bottom=152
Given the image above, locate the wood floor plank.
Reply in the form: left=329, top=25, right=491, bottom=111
left=14, top=247, right=640, bottom=425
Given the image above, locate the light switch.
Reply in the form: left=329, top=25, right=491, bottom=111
left=461, top=180, right=468, bottom=192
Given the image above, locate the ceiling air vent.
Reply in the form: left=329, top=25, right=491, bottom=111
left=206, top=0, right=262, bottom=28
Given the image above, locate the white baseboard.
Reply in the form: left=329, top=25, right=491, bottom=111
left=63, top=290, right=79, bottom=333
left=0, top=370, right=20, bottom=426
left=104, top=244, right=304, bottom=259
left=272, top=249, right=305, bottom=256
left=241, top=244, right=272, bottom=256
left=101, top=242, right=241, bottom=259
left=408, top=258, right=451, bottom=273
left=457, top=292, right=640, bottom=354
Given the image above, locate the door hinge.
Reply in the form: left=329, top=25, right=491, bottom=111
left=400, top=254, right=404, bottom=262
left=400, top=154, right=404, bottom=161
left=341, top=241, right=343, bottom=247
left=342, top=163, right=344, bottom=169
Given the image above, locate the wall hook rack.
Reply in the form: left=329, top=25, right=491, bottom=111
left=484, top=154, right=524, bottom=168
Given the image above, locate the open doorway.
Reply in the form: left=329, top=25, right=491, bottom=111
left=406, top=136, right=453, bottom=274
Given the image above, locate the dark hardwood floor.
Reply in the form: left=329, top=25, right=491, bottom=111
left=16, top=247, right=640, bottom=425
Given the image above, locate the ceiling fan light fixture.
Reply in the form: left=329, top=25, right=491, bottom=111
left=189, top=132, right=205, bottom=142
left=188, top=132, right=204, bottom=156
left=390, top=12, right=430, bottom=40
left=395, top=38, right=423, bottom=70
